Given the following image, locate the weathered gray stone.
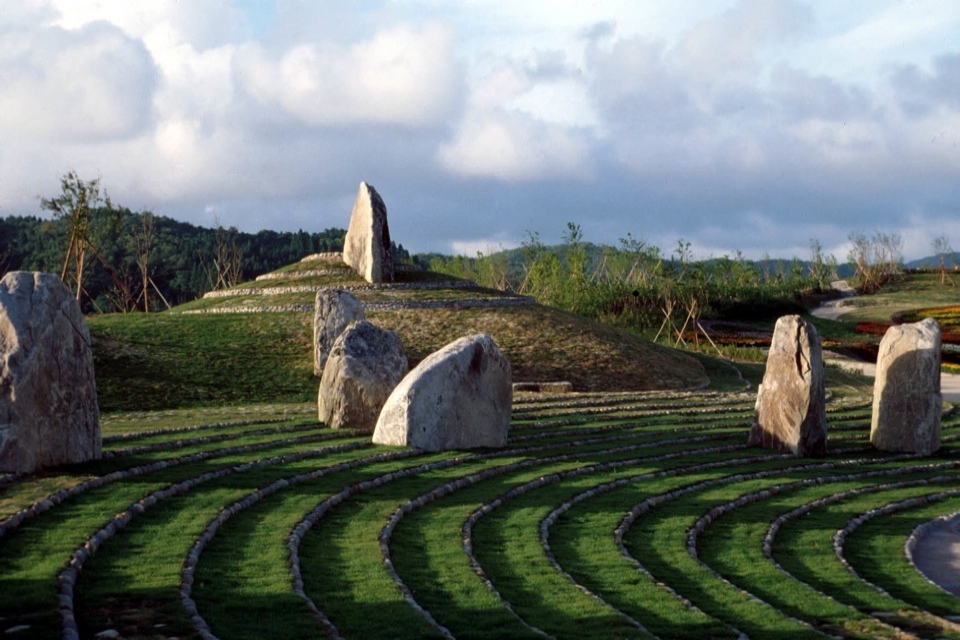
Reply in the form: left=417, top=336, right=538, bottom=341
left=342, top=182, right=394, bottom=284
left=318, top=321, right=407, bottom=431
left=748, top=314, right=827, bottom=456
left=0, top=272, right=101, bottom=473
left=871, top=318, right=941, bottom=455
left=313, top=289, right=365, bottom=376
left=373, top=334, right=511, bottom=451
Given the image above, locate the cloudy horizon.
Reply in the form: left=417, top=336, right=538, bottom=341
left=2, top=0, right=958, bottom=262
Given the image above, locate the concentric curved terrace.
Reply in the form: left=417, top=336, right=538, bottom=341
left=2, top=391, right=959, bottom=639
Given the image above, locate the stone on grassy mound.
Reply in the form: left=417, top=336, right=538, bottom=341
left=748, top=314, right=827, bottom=457
left=313, top=289, right=365, bottom=376
left=870, top=318, right=941, bottom=455
left=342, top=181, right=394, bottom=284
left=373, top=334, right=511, bottom=451
left=318, top=321, right=407, bottom=431
left=0, top=271, right=101, bottom=473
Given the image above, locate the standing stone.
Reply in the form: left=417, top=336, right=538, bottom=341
left=313, top=289, right=365, bottom=376
left=373, top=334, right=511, bottom=451
left=0, top=272, right=101, bottom=473
left=748, top=315, right=827, bottom=456
left=318, top=321, right=407, bottom=431
left=342, top=182, right=394, bottom=284
left=871, top=318, right=941, bottom=455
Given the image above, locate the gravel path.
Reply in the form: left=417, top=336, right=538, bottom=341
left=811, top=284, right=960, bottom=403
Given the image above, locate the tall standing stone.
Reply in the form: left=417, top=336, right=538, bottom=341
left=748, top=315, right=827, bottom=456
left=373, top=334, right=512, bottom=451
left=313, top=289, right=365, bottom=376
left=342, top=182, right=394, bottom=284
left=0, top=272, right=101, bottom=473
left=871, top=318, right=941, bottom=455
left=318, top=321, right=407, bottom=431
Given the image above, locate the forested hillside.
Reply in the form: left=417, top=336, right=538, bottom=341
left=0, top=211, right=347, bottom=312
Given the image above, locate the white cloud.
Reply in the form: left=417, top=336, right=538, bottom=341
left=0, top=20, right=157, bottom=142
left=235, top=22, right=461, bottom=127
left=449, top=238, right=519, bottom=256
left=437, top=110, right=591, bottom=181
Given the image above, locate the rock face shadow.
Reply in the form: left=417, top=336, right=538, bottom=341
left=871, top=318, right=941, bottom=455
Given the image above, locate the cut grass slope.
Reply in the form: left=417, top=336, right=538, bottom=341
left=89, top=264, right=708, bottom=412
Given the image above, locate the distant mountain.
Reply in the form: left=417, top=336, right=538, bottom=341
left=906, top=253, right=960, bottom=270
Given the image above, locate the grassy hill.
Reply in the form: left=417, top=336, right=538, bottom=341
left=89, top=255, right=709, bottom=412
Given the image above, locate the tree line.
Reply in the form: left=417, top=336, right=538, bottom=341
left=1, top=173, right=348, bottom=312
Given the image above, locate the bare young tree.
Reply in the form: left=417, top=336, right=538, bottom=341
left=41, top=171, right=110, bottom=301
left=932, top=234, right=955, bottom=286
left=41, top=171, right=137, bottom=310
left=133, top=211, right=156, bottom=311
left=212, top=219, right=244, bottom=290
left=847, top=230, right=903, bottom=294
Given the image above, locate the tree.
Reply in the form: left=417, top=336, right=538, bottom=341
left=847, top=230, right=901, bottom=294
left=41, top=171, right=126, bottom=304
left=932, top=235, right=955, bottom=286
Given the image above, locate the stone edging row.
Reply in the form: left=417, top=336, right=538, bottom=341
left=0, top=427, right=366, bottom=540
left=101, top=418, right=297, bottom=443
left=102, top=422, right=322, bottom=458
left=611, top=449, right=897, bottom=634
left=181, top=296, right=537, bottom=315
left=905, top=506, right=960, bottom=595
left=286, top=433, right=737, bottom=638
left=381, top=437, right=751, bottom=639
left=688, top=460, right=960, bottom=635
left=838, top=487, right=960, bottom=596
left=57, top=440, right=372, bottom=639
left=182, top=448, right=422, bottom=640
left=256, top=269, right=353, bottom=281
left=763, top=471, right=960, bottom=611
left=201, top=280, right=478, bottom=299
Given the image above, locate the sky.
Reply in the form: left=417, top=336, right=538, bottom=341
left=1, top=0, right=959, bottom=261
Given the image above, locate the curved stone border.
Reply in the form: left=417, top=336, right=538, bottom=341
left=542, top=449, right=788, bottom=635
left=256, top=269, right=353, bottom=281
left=381, top=439, right=750, bottom=638
left=182, top=448, right=420, bottom=640
left=181, top=296, right=537, bottom=315
left=687, top=462, right=960, bottom=635
left=300, top=253, right=344, bottom=263
left=905, top=507, right=960, bottom=595
left=103, top=422, right=322, bottom=458
left=287, top=432, right=736, bottom=638
left=612, top=452, right=921, bottom=635
left=836, top=487, right=960, bottom=596
left=201, top=280, right=479, bottom=299
left=58, top=440, right=371, bottom=639
left=0, top=428, right=366, bottom=539
left=101, top=418, right=298, bottom=443
left=762, top=472, right=960, bottom=630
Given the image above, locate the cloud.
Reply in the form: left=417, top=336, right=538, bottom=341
left=234, top=22, right=462, bottom=127
left=437, top=109, right=592, bottom=181
left=0, top=20, right=158, bottom=142
left=673, top=0, right=813, bottom=81
left=891, top=52, right=960, bottom=117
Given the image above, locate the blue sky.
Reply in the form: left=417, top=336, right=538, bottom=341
left=1, top=0, right=959, bottom=261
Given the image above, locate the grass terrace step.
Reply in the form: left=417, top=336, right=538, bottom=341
left=5, top=382, right=960, bottom=638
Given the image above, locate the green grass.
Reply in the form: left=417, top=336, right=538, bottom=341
left=6, top=264, right=960, bottom=638
left=833, top=273, right=960, bottom=323
left=3, top=387, right=960, bottom=639
left=89, top=312, right=316, bottom=411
